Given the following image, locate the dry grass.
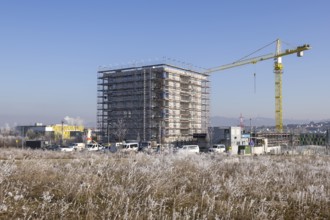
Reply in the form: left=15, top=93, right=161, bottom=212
left=0, top=148, right=329, bottom=219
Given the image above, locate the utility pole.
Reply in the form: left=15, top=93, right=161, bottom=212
left=158, top=121, right=161, bottom=145
left=61, top=120, right=64, bottom=145
left=107, top=122, right=110, bottom=146
left=22, top=126, right=24, bottom=149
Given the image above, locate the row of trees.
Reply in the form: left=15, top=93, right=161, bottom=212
left=0, top=125, right=21, bottom=148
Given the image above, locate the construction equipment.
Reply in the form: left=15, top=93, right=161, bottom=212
left=204, top=39, right=311, bottom=132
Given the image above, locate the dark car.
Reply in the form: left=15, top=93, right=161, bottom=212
left=47, top=145, right=62, bottom=151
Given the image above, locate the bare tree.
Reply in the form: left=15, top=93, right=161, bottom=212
left=112, top=119, right=127, bottom=142
left=26, top=129, right=39, bottom=140
left=0, top=124, right=18, bottom=147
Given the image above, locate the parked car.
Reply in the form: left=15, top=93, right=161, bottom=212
left=176, top=145, right=200, bottom=154
left=103, top=144, right=118, bottom=153
left=209, top=144, right=226, bottom=153
left=70, top=143, right=86, bottom=151
left=122, top=142, right=139, bottom=153
left=47, top=145, right=62, bottom=151
left=86, top=143, right=104, bottom=151
left=138, top=141, right=151, bottom=152
left=60, top=146, right=75, bottom=152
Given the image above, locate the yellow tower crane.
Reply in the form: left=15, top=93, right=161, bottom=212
left=204, top=39, right=311, bottom=132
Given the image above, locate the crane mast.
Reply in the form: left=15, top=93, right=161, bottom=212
left=274, top=39, right=283, bottom=132
left=204, top=39, right=311, bottom=132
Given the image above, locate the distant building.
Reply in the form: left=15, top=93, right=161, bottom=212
left=51, top=124, right=84, bottom=140
left=16, top=123, right=84, bottom=142
left=211, top=126, right=243, bottom=146
left=16, top=123, right=53, bottom=137
left=210, top=126, right=245, bottom=154
left=97, top=64, right=210, bottom=143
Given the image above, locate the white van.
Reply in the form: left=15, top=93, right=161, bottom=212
left=177, top=145, right=200, bottom=154
left=122, top=143, right=139, bottom=152
left=66, top=143, right=85, bottom=151
left=60, top=145, right=75, bottom=152
left=209, top=144, right=226, bottom=153
left=86, top=143, right=103, bottom=151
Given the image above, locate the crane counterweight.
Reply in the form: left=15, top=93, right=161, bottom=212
left=297, top=51, right=304, bottom=57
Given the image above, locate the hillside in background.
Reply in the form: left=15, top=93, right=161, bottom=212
left=210, top=116, right=315, bottom=127
left=0, top=114, right=328, bottom=129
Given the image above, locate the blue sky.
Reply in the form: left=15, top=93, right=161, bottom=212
left=0, top=0, right=329, bottom=126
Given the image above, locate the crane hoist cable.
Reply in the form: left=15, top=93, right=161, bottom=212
left=235, top=40, right=277, bottom=63
left=254, top=72, right=257, bottom=94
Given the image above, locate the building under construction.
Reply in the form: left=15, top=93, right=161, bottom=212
left=97, top=64, right=210, bottom=143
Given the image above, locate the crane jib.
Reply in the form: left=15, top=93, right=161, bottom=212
left=204, top=44, right=311, bottom=74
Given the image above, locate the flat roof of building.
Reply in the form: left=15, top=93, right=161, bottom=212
left=98, top=63, right=209, bottom=76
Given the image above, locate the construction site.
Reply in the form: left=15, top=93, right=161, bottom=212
left=97, top=39, right=316, bottom=148
left=97, top=64, right=210, bottom=144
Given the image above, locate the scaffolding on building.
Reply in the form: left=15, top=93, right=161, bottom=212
left=97, top=63, right=210, bottom=144
left=254, top=132, right=299, bottom=147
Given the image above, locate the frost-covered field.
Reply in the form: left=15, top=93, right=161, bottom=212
left=1, top=148, right=329, bottom=219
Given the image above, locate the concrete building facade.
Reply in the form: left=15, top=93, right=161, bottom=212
left=97, top=64, right=210, bottom=143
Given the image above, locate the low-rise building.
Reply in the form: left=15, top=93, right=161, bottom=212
left=211, top=126, right=246, bottom=154
left=16, top=123, right=84, bottom=143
